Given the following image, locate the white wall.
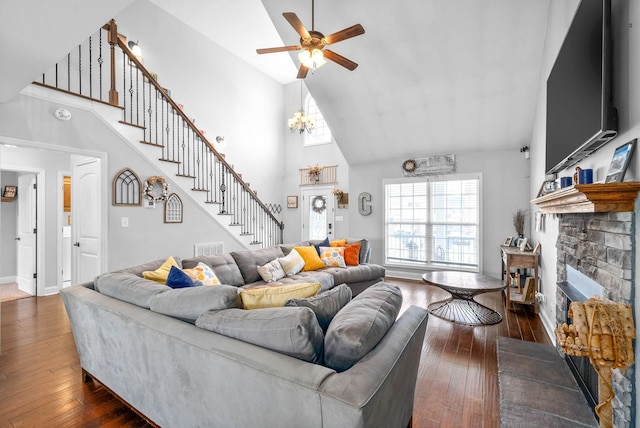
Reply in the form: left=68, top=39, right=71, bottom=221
left=114, top=0, right=285, bottom=211
left=280, top=81, right=350, bottom=243
left=349, top=147, right=530, bottom=275
left=530, top=1, right=640, bottom=422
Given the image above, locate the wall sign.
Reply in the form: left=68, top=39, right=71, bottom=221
left=358, top=192, right=372, bottom=216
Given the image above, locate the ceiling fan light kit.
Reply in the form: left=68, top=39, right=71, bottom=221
left=256, top=0, right=364, bottom=78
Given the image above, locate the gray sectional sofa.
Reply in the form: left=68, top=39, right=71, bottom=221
left=61, top=239, right=429, bottom=427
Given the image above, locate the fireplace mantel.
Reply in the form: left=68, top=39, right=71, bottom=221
left=531, top=182, right=640, bottom=214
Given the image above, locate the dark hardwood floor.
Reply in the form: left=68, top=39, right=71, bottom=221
left=0, top=278, right=551, bottom=427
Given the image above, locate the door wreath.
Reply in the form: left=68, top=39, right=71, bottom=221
left=143, top=176, right=170, bottom=202
left=311, top=196, right=326, bottom=214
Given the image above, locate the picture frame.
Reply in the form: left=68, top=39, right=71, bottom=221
left=605, top=139, right=636, bottom=183
left=537, top=179, right=558, bottom=197
left=287, top=196, right=298, bottom=208
left=504, top=237, right=512, bottom=246
left=533, top=242, right=541, bottom=255
left=519, top=237, right=528, bottom=252
left=3, top=185, right=17, bottom=198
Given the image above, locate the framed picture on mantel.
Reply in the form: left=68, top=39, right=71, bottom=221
left=605, top=139, right=636, bottom=183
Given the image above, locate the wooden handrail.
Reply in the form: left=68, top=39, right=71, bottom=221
left=114, top=32, right=283, bottom=235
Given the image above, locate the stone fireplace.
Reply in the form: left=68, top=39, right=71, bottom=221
left=554, top=212, right=635, bottom=427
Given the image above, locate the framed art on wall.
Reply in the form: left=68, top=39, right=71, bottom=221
left=605, top=139, right=636, bottom=183
left=287, top=196, right=298, bottom=208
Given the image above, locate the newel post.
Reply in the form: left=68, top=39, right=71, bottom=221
left=106, top=19, right=119, bottom=106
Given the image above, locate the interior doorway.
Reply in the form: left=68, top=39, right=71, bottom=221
left=302, top=187, right=335, bottom=241
left=1, top=142, right=104, bottom=296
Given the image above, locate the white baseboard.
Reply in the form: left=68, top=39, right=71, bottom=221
left=0, top=276, right=17, bottom=285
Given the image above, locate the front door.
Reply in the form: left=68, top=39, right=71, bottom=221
left=302, top=187, right=335, bottom=241
left=16, top=173, right=37, bottom=295
left=72, top=157, right=101, bottom=284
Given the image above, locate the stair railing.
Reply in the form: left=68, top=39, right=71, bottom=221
left=36, top=20, right=284, bottom=247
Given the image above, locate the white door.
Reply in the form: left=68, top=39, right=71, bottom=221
left=16, top=173, right=37, bottom=295
left=302, top=187, right=335, bottom=241
left=72, top=157, right=101, bottom=284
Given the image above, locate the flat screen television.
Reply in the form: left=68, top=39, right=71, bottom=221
left=545, top=0, right=617, bottom=175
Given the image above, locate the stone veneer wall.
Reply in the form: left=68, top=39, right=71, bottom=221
left=555, top=212, right=635, bottom=427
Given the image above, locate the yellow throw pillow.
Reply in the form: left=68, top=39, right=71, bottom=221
left=239, top=283, right=321, bottom=310
left=142, top=256, right=179, bottom=284
left=330, top=239, right=347, bottom=247
left=294, top=246, right=327, bottom=271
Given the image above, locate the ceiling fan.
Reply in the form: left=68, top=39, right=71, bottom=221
left=256, top=0, right=365, bottom=79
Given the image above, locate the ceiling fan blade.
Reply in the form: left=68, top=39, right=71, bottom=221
left=324, top=24, right=365, bottom=45
left=256, top=45, right=301, bottom=54
left=297, top=64, right=309, bottom=79
left=283, top=12, right=310, bottom=39
left=324, top=50, right=358, bottom=71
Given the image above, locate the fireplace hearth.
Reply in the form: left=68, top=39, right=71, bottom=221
left=555, top=212, right=635, bottom=427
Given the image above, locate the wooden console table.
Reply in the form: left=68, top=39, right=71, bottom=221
left=501, top=245, right=538, bottom=311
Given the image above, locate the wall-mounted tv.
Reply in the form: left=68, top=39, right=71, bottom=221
left=545, top=0, right=617, bottom=175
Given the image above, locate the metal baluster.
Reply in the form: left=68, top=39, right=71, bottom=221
left=98, top=30, right=103, bottom=101
left=78, top=45, right=82, bottom=94
left=89, top=36, right=92, bottom=99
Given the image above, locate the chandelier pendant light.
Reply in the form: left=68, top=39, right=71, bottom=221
left=288, top=81, right=315, bottom=134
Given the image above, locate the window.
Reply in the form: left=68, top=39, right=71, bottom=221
left=304, top=94, right=332, bottom=146
left=384, top=174, right=481, bottom=271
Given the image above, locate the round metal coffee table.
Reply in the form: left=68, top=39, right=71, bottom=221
left=422, top=271, right=505, bottom=326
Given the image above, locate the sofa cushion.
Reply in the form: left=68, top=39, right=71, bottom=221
left=278, top=241, right=310, bottom=256
left=95, top=272, right=169, bottom=308
left=294, top=246, right=327, bottom=271
left=324, top=281, right=403, bottom=372
left=115, top=257, right=183, bottom=277
left=256, top=259, right=286, bottom=283
left=166, top=266, right=198, bottom=289
left=239, top=282, right=321, bottom=310
left=241, top=270, right=335, bottom=293
left=313, top=237, right=330, bottom=255
left=149, top=284, right=242, bottom=322
left=231, top=247, right=284, bottom=284
left=285, top=283, right=352, bottom=331
left=195, top=306, right=324, bottom=363
left=346, top=238, right=370, bottom=263
left=323, top=263, right=386, bottom=285
left=184, top=262, right=221, bottom=286
left=318, top=246, right=346, bottom=268
left=182, top=254, right=244, bottom=286
left=278, top=249, right=305, bottom=276
left=142, top=256, right=180, bottom=284
left=343, top=243, right=361, bottom=266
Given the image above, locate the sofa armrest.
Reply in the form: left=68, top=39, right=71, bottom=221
left=318, top=305, right=428, bottom=428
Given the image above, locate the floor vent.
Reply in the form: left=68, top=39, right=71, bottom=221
left=194, top=242, right=224, bottom=257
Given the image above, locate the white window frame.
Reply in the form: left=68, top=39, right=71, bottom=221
left=304, top=93, right=333, bottom=147
left=383, top=173, right=483, bottom=272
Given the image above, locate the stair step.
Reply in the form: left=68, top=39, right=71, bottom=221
left=118, top=120, right=146, bottom=130
left=159, top=158, right=180, bottom=164
left=229, top=223, right=244, bottom=227
left=205, top=201, right=221, bottom=204
left=176, top=174, right=196, bottom=179
left=218, top=212, right=233, bottom=216
left=191, top=188, right=208, bottom=192
left=240, top=233, right=253, bottom=236
left=250, top=241, right=263, bottom=245
left=140, top=140, right=164, bottom=148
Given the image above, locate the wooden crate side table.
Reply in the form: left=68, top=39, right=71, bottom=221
left=500, top=245, right=539, bottom=312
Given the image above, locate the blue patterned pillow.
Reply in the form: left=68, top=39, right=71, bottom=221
left=166, top=266, right=197, bottom=289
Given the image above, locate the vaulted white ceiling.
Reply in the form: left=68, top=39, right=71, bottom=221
left=149, top=0, right=551, bottom=165
left=1, top=0, right=551, bottom=165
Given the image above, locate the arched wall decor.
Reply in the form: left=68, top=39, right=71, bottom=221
left=113, top=167, right=142, bottom=206
left=164, top=193, right=183, bottom=223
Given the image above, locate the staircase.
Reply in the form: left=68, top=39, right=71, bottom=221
left=36, top=20, right=283, bottom=248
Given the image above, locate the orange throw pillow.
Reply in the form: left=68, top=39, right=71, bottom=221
left=344, top=243, right=361, bottom=266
